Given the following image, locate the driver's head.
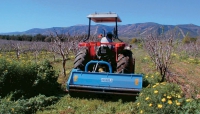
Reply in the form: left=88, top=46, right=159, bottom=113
left=106, top=32, right=113, bottom=39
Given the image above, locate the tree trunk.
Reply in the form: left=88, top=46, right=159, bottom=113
left=63, top=59, right=66, bottom=77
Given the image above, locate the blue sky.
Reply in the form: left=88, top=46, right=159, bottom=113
left=0, top=0, right=199, bottom=33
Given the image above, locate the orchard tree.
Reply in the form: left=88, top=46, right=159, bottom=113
left=48, top=30, right=71, bottom=77
left=142, top=32, right=175, bottom=82
left=10, top=41, right=23, bottom=60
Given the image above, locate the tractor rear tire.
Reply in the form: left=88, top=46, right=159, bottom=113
left=74, top=48, right=89, bottom=71
left=132, top=58, right=135, bottom=74
left=116, top=54, right=130, bottom=73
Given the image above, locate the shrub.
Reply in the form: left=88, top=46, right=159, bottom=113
left=0, top=94, right=58, bottom=114
left=135, top=82, right=200, bottom=113
left=131, top=38, right=138, bottom=44
left=182, top=37, right=197, bottom=44
left=0, top=58, right=61, bottom=98
left=31, top=60, right=61, bottom=96
left=0, top=58, right=38, bottom=97
left=143, top=73, right=161, bottom=87
left=180, top=98, right=200, bottom=113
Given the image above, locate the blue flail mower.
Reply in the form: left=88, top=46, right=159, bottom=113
left=66, top=60, right=143, bottom=96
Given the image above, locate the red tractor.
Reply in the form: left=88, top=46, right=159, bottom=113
left=74, top=12, right=135, bottom=74
left=66, top=12, right=142, bottom=96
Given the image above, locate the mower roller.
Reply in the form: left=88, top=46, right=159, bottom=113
left=66, top=12, right=143, bottom=96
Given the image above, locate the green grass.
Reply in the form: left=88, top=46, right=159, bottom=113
left=132, top=47, right=155, bottom=74
left=36, top=95, right=137, bottom=114
left=1, top=47, right=200, bottom=113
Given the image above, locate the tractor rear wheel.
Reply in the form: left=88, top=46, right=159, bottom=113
left=74, top=48, right=89, bottom=71
left=132, top=58, right=135, bottom=73
left=116, top=54, right=130, bottom=73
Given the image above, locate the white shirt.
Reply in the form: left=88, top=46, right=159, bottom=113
left=100, top=37, right=112, bottom=48
left=100, top=37, right=112, bottom=43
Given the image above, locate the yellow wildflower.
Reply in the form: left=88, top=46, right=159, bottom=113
left=156, top=83, right=159, bottom=85
left=163, top=94, right=166, bottom=96
left=137, top=102, right=140, bottom=106
left=161, top=82, right=166, bottom=85
left=145, top=75, right=148, bottom=78
left=153, top=85, right=157, bottom=88
left=168, top=100, right=172, bottom=104
left=155, top=72, right=160, bottom=75
left=140, top=110, right=143, bottom=113
left=149, top=103, right=153, bottom=107
left=154, top=90, right=158, bottom=94
left=151, top=75, right=154, bottom=78
left=167, top=96, right=171, bottom=99
left=65, top=70, right=70, bottom=74
left=186, top=99, right=191, bottom=102
left=176, top=101, right=181, bottom=106
left=157, top=104, right=162, bottom=108
left=11, top=108, right=14, bottom=112
left=177, top=95, right=181, bottom=98
left=161, top=98, right=166, bottom=102
left=145, top=97, right=150, bottom=100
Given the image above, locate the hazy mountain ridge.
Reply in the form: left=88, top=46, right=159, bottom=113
left=1, top=23, right=200, bottom=38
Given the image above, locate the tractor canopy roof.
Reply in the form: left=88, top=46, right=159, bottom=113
left=87, top=12, right=122, bottom=23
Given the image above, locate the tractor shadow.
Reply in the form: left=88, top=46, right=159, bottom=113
left=68, top=92, right=137, bottom=102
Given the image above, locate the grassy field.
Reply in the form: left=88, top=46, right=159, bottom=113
left=1, top=45, right=200, bottom=113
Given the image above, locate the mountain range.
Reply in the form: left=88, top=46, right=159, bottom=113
left=1, top=22, right=200, bottom=38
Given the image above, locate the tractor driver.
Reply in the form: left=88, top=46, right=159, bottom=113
left=100, top=32, right=113, bottom=43
left=100, top=32, right=113, bottom=49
